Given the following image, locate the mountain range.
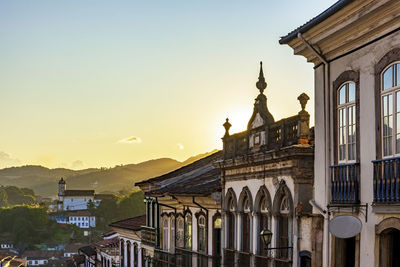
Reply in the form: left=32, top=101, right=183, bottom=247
left=0, top=150, right=218, bottom=198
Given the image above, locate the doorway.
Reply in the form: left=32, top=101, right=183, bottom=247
left=380, top=228, right=400, bottom=267
left=334, top=236, right=356, bottom=267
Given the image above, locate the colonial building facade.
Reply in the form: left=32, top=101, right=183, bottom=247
left=135, top=64, right=316, bottom=267
left=281, top=0, right=400, bottom=266
left=136, top=152, right=222, bottom=267
left=217, top=64, right=315, bottom=267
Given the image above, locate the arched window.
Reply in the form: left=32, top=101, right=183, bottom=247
left=258, top=195, right=269, bottom=255
left=126, top=241, right=131, bottom=267
left=184, top=212, right=192, bottom=249
left=212, top=213, right=222, bottom=258
left=170, top=216, right=175, bottom=252
left=120, top=240, right=125, bottom=267
left=278, top=195, right=290, bottom=259
left=337, top=81, right=356, bottom=162
left=242, top=195, right=251, bottom=252
left=227, top=193, right=236, bottom=249
left=198, top=214, right=207, bottom=253
left=177, top=215, right=184, bottom=248
left=162, top=217, right=169, bottom=251
left=381, top=63, right=400, bottom=156
left=133, top=243, right=138, bottom=267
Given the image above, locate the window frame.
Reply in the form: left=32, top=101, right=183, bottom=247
left=337, top=81, right=357, bottom=163
left=170, top=215, right=175, bottom=252
left=197, top=213, right=207, bottom=253
left=380, top=62, right=400, bottom=158
left=332, top=70, right=360, bottom=165
left=162, top=216, right=169, bottom=251
left=176, top=214, right=184, bottom=248
left=184, top=210, right=193, bottom=250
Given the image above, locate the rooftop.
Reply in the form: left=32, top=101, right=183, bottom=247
left=93, top=237, right=119, bottom=249
left=279, top=0, right=353, bottom=44
left=136, top=151, right=221, bottom=187
left=21, top=250, right=62, bottom=260
left=63, top=190, right=95, bottom=197
left=78, top=246, right=96, bottom=257
left=64, top=243, right=87, bottom=253
left=109, top=215, right=146, bottom=231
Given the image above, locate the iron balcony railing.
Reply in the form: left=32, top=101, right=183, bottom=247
left=330, top=163, right=360, bottom=204
left=373, top=157, right=400, bottom=203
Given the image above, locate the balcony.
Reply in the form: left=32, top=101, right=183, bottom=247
left=141, top=226, right=156, bottom=247
left=330, top=163, right=360, bottom=204
left=373, top=157, right=400, bottom=203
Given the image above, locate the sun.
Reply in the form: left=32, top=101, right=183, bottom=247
left=226, top=108, right=252, bottom=134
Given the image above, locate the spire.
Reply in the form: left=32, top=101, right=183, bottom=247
left=256, top=61, right=267, bottom=94
left=247, top=61, right=274, bottom=129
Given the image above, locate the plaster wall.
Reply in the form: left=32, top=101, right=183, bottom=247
left=314, top=29, right=400, bottom=266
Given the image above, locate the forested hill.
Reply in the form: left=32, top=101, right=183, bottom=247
left=0, top=185, right=37, bottom=207
left=0, top=150, right=218, bottom=198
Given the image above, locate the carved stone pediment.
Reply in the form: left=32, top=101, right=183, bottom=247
left=251, top=113, right=264, bottom=129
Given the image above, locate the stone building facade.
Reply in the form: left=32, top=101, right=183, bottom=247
left=280, top=0, right=400, bottom=266
left=135, top=64, right=316, bottom=267
left=217, top=63, right=315, bottom=267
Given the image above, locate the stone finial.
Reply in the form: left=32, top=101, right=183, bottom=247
left=223, top=118, right=232, bottom=137
left=297, top=93, right=310, bottom=111
left=256, top=61, right=267, bottom=94
left=297, top=93, right=310, bottom=144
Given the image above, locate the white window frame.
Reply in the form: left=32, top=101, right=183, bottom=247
left=381, top=62, right=400, bottom=158
left=337, top=81, right=357, bottom=163
left=198, top=215, right=206, bottom=253
left=162, top=217, right=169, bottom=251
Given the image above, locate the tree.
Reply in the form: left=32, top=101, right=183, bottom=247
left=0, top=187, right=8, bottom=207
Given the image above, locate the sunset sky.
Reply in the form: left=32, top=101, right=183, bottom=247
left=0, top=0, right=336, bottom=169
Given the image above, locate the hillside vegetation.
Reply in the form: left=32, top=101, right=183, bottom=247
left=0, top=185, right=37, bottom=207
left=0, top=150, right=218, bottom=198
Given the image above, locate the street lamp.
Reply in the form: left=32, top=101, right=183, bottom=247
left=259, top=227, right=272, bottom=247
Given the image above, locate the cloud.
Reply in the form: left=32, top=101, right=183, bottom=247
left=177, top=143, right=184, bottom=150
left=0, top=151, right=21, bottom=168
left=118, top=136, right=142, bottom=144
left=71, top=160, right=84, bottom=169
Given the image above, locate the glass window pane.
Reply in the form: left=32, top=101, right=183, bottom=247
left=389, top=94, right=393, bottom=115
left=397, top=91, right=400, bottom=113
left=397, top=113, right=400, bottom=136
left=339, top=85, right=346, bottom=105
left=389, top=115, right=393, bottom=136
left=383, top=95, right=388, bottom=116
left=397, top=134, right=400, bottom=154
left=397, top=64, right=400, bottom=87
left=348, top=83, right=355, bottom=102
left=383, top=66, right=394, bottom=90
left=383, top=116, right=388, bottom=136
left=348, top=144, right=353, bottom=161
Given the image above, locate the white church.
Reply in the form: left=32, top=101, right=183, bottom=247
left=57, top=177, right=112, bottom=211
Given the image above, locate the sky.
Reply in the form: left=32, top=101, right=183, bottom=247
left=0, top=0, right=337, bottom=169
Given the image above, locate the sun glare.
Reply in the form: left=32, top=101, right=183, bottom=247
left=226, top=108, right=252, bottom=134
